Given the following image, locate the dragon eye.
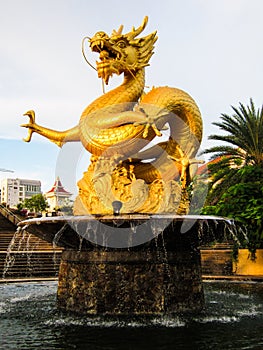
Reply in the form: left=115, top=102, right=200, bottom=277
left=117, top=41, right=126, bottom=48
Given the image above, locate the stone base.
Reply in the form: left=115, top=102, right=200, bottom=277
left=57, top=247, right=204, bottom=315
left=18, top=214, right=234, bottom=315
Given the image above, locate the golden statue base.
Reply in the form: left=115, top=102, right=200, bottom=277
left=73, top=155, right=190, bottom=215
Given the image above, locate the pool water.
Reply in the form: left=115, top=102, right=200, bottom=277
left=0, top=280, right=263, bottom=349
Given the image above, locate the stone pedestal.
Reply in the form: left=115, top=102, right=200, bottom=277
left=19, top=214, right=232, bottom=315
left=57, top=221, right=204, bottom=315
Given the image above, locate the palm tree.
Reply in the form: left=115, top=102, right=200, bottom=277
left=203, top=98, right=263, bottom=203
left=204, top=98, right=263, bottom=164
left=201, top=99, right=263, bottom=251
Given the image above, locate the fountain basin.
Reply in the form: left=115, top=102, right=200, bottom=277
left=18, top=214, right=234, bottom=250
left=18, top=215, right=236, bottom=315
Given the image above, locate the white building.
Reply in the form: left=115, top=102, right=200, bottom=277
left=1, top=178, right=42, bottom=208
left=45, top=177, right=72, bottom=211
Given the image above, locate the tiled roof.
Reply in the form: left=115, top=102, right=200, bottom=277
left=196, top=157, right=222, bottom=176
left=46, top=177, right=71, bottom=195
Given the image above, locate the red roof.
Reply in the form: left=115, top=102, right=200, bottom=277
left=196, top=157, right=222, bottom=176
left=46, top=177, right=71, bottom=195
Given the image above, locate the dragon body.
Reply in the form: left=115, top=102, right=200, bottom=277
left=22, top=17, right=203, bottom=214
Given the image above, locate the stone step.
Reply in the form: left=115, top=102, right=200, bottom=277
left=0, top=251, right=61, bottom=278
left=0, top=212, right=62, bottom=279
left=200, top=249, right=233, bottom=275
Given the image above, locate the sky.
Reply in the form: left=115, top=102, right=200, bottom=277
left=1, top=0, right=263, bottom=196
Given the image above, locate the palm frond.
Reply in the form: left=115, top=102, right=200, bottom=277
left=203, top=99, right=263, bottom=204
left=204, top=99, right=263, bottom=166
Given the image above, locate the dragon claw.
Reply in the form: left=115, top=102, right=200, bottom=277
left=133, top=110, right=162, bottom=138
left=142, top=122, right=162, bottom=138
left=22, top=129, right=34, bottom=143
left=151, top=123, right=162, bottom=137
left=21, top=110, right=36, bottom=142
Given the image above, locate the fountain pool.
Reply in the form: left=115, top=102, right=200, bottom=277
left=0, top=280, right=263, bottom=349
left=17, top=215, right=240, bottom=315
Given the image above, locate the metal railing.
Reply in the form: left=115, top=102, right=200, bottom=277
left=0, top=204, right=22, bottom=226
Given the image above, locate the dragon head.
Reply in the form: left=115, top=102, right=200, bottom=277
left=89, top=16, right=157, bottom=84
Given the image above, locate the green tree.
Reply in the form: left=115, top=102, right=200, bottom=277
left=203, top=166, right=263, bottom=250
left=23, top=194, right=48, bottom=213
left=202, top=99, right=263, bottom=250
left=16, top=202, right=23, bottom=211
left=204, top=98, right=263, bottom=166
left=203, top=98, right=263, bottom=204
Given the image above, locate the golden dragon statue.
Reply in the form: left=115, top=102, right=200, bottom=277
left=21, top=16, right=203, bottom=215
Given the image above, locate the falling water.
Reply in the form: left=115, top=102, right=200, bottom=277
left=2, top=223, right=62, bottom=279
left=52, top=223, right=68, bottom=248
left=2, top=226, right=29, bottom=278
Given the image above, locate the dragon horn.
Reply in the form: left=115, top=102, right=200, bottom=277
left=126, top=16, right=148, bottom=40
left=112, top=24, right=124, bottom=36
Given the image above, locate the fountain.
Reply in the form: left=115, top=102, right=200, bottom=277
left=19, top=16, right=239, bottom=315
